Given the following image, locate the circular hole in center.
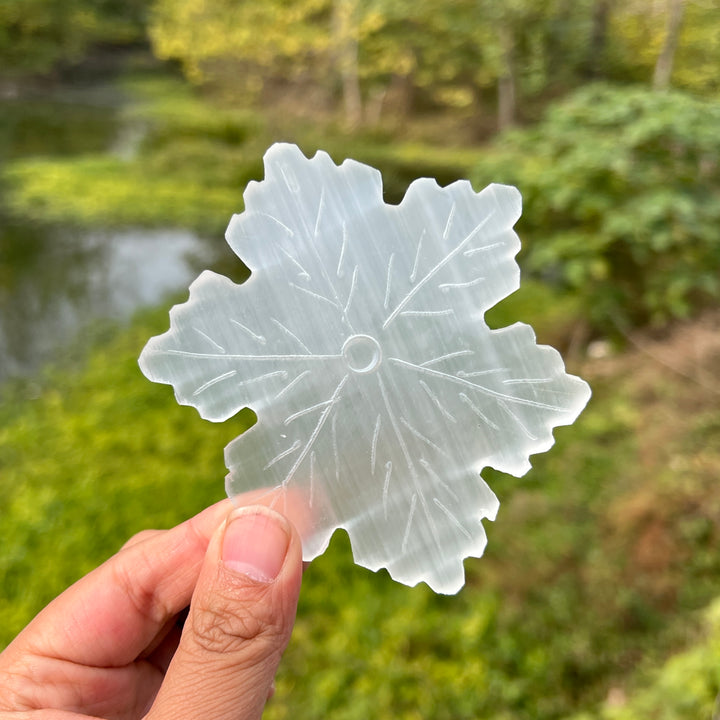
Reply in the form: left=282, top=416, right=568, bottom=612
left=342, top=334, right=382, bottom=374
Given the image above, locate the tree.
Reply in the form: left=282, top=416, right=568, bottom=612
left=583, top=0, right=612, bottom=79
left=149, top=0, right=603, bottom=129
left=610, top=0, right=720, bottom=95
left=473, top=84, right=720, bottom=330
left=0, top=0, right=146, bottom=76
left=331, top=0, right=362, bottom=127
left=149, top=0, right=332, bottom=87
left=653, top=0, right=686, bottom=90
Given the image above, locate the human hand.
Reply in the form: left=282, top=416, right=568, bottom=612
left=0, top=498, right=303, bottom=719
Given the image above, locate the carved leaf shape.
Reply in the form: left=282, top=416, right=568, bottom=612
left=139, top=143, right=591, bottom=593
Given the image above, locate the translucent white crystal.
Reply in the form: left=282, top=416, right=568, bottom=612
left=139, top=143, right=591, bottom=593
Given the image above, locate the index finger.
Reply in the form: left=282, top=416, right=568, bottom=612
left=7, top=499, right=233, bottom=667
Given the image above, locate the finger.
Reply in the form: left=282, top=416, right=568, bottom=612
left=143, top=615, right=185, bottom=675
left=146, top=505, right=303, bottom=720
left=138, top=606, right=188, bottom=670
left=6, top=500, right=233, bottom=667
left=121, top=528, right=165, bottom=551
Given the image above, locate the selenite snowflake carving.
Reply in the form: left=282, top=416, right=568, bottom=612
left=139, top=143, right=591, bottom=594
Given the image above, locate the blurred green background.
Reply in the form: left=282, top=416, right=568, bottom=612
left=1, top=1, right=720, bottom=717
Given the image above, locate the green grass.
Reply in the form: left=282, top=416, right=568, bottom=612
left=3, top=154, right=244, bottom=234
left=2, top=303, right=719, bottom=719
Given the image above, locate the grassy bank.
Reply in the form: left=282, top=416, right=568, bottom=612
left=1, top=72, right=489, bottom=236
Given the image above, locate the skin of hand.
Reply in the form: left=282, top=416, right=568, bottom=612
left=0, top=496, right=304, bottom=720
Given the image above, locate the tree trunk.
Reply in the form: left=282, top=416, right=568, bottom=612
left=497, top=26, right=516, bottom=131
left=653, top=0, right=686, bottom=90
left=332, top=0, right=362, bottom=128
left=584, top=0, right=611, bottom=79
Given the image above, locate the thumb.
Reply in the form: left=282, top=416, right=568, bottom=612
left=146, top=505, right=303, bottom=720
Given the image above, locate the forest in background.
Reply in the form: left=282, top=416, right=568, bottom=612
left=1, top=1, right=720, bottom=718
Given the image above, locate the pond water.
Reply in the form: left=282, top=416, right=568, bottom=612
left=0, top=81, right=219, bottom=384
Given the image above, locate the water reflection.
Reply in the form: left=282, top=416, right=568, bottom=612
left=0, top=80, right=231, bottom=384
left=0, top=220, right=215, bottom=383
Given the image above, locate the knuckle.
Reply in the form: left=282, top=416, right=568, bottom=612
left=0, top=665, right=31, bottom=710
left=190, top=593, right=285, bottom=659
left=120, top=528, right=161, bottom=551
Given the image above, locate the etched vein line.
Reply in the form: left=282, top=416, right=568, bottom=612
left=271, top=317, right=312, bottom=354
left=377, top=373, right=439, bottom=551
left=384, top=253, right=395, bottom=309
left=377, top=373, right=416, bottom=475
left=314, top=187, right=325, bottom=239
left=419, top=380, right=457, bottom=423
left=498, top=400, right=537, bottom=440
left=304, top=211, right=356, bottom=334
left=239, top=370, right=287, bottom=386
left=164, top=350, right=341, bottom=361
left=193, top=328, right=225, bottom=353
left=463, top=240, right=503, bottom=257
left=344, top=265, right=359, bottom=315
left=383, top=461, right=392, bottom=519
left=420, top=458, right=459, bottom=502
left=265, top=440, right=302, bottom=470
left=533, top=387, right=578, bottom=397
left=458, top=368, right=508, bottom=378
left=400, top=417, right=450, bottom=458
left=371, top=414, right=382, bottom=475
left=279, top=246, right=310, bottom=280
left=399, top=309, right=454, bottom=318
left=252, top=485, right=284, bottom=509
left=439, top=276, right=485, bottom=291
left=410, top=229, right=425, bottom=282
left=383, top=210, right=495, bottom=329
left=459, top=392, right=500, bottom=430
left=442, top=201, right=457, bottom=242
left=402, top=492, right=417, bottom=554
left=389, top=357, right=565, bottom=412
left=284, top=398, right=334, bottom=426
left=283, top=374, right=349, bottom=485
left=289, top=282, right=341, bottom=309
left=503, top=377, right=554, bottom=385
left=275, top=370, right=311, bottom=400
left=433, top=498, right=471, bottom=539
left=193, top=369, right=237, bottom=395
left=230, top=319, right=266, bottom=345
left=421, top=350, right=473, bottom=367
left=256, top=212, right=294, bottom=236
left=279, top=164, right=299, bottom=193
left=336, top=221, right=347, bottom=277
left=417, top=488, right=442, bottom=556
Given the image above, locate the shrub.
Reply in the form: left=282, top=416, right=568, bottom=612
left=473, top=85, right=720, bottom=332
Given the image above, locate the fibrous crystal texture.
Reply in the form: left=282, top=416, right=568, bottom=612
left=139, top=143, right=591, bottom=594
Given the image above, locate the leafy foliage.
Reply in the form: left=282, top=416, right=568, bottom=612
left=2, top=296, right=720, bottom=719
left=571, top=598, right=720, bottom=720
left=473, top=84, right=720, bottom=330
left=610, top=0, right=720, bottom=95
left=1, top=73, right=490, bottom=234
left=148, top=0, right=603, bottom=127
left=0, top=0, right=145, bottom=75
